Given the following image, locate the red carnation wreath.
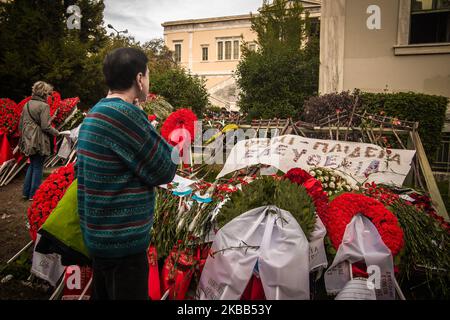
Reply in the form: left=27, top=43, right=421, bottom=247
left=0, top=98, right=22, bottom=136
left=27, top=163, right=76, bottom=241
left=327, top=193, right=404, bottom=256
left=161, top=108, right=197, bottom=160
left=161, top=108, right=197, bottom=146
left=284, top=168, right=330, bottom=226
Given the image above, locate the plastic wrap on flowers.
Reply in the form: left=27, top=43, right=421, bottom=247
left=53, top=97, right=79, bottom=128
left=161, top=244, right=209, bottom=300
left=284, top=168, right=330, bottom=227
left=141, top=94, right=174, bottom=123
left=326, top=193, right=404, bottom=257
left=27, top=163, right=76, bottom=241
left=309, top=167, right=354, bottom=197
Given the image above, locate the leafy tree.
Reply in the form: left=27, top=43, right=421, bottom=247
left=0, top=0, right=107, bottom=108
left=149, top=67, right=209, bottom=117
left=236, top=0, right=320, bottom=120
left=0, top=1, right=208, bottom=114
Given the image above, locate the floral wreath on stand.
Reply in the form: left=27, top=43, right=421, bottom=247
left=326, top=193, right=404, bottom=277
left=217, top=176, right=317, bottom=239
left=161, top=108, right=197, bottom=169
left=284, top=168, right=330, bottom=227
left=27, top=163, right=75, bottom=241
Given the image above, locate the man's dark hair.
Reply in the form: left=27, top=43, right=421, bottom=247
left=103, top=47, right=149, bottom=91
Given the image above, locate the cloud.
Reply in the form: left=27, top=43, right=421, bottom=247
left=103, top=0, right=262, bottom=43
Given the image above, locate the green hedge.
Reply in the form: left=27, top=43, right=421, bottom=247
left=360, top=92, right=448, bottom=157
left=303, top=91, right=448, bottom=157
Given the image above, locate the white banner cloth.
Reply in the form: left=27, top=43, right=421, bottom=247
left=217, top=135, right=415, bottom=188
left=31, top=234, right=66, bottom=287
left=197, top=206, right=310, bottom=300
left=324, top=214, right=396, bottom=300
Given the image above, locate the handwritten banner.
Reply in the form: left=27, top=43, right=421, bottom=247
left=217, top=135, right=416, bottom=187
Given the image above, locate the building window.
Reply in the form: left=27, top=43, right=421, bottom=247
left=217, top=38, right=241, bottom=60
left=218, top=41, right=223, bottom=60
left=225, top=41, right=232, bottom=60
left=202, top=47, right=208, bottom=61
left=410, top=0, right=450, bottom=44
left=233, top=40, right=240, bottom=59
left=248, top=43, right=257, bottom=52
left=174, top=43, right=181, bottom=63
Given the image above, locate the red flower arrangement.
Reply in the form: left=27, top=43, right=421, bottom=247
left=161, top=108, right=197, bottom=147
left=161, top=244, right=209, bottom=300
left=16, top=96, right=32, bottom=123
left=0, top=98, right=22, bottom=136
left=327, top=193, right=404, bottom=256
left=363, top=182, right=400, bottom=206
left=285, top=168, right=314, bottom=185
left=53, top=96, right=79, bottom=128
left=27, top=163, right=75, bottom=241
left=284, top=168, right=330, bottom=226
left=47, top=91, right=62, bottom=116
left=147, top=93, right=158, bottom=101
left=363, top=182, right=450, bottom=233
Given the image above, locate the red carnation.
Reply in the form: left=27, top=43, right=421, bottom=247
left=161, top=108, right=197, bottom=146
left=27, top=163, right=75, bottom=241
left=327, top=193, right=404, bottom=256
left=284, top=168, right=330, bottom=226
left=285, top=168, right=313, bottom=185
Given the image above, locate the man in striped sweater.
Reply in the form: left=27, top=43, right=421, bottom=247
left=77, top=47, right=177, bottom=300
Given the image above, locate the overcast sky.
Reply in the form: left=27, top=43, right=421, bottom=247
left=103, top=0, right=262, bottom=43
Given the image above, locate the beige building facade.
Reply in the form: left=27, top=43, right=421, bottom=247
left=162, top=0, right=322, bottom=111
left=319, top=0, right=450, bottom=99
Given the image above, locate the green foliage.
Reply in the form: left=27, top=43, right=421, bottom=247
left=360, top=91, right=448, bottom=158
left=389, top=201, right=450, bottom=299
left=149, top=67, right=209, bottom=117
left=0, top=251, right=32, bottom=281
left=236, top=0, right=320, bottom=120
left=302, top=91, right=448, bottom=157
left=141, top=96, right=174, bottom=122
left=0, top=0, right=107, bottom=108
left=0, top=1, right=208, bottom=114
left=218, top=176, right=316, bottom=238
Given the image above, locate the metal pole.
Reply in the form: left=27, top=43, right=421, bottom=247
left=6, top=241, right=34, bottom=264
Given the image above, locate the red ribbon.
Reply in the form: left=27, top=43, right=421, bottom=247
left=241, top=274, right=266, bottom=300
left=148, top=246, right=161, bottom=300
left=161, top=245, right=208, bottom=300
left=0, top=131, right=13, bottom=166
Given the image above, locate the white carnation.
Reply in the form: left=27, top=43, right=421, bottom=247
left=329, top=182, right=335, bottom=189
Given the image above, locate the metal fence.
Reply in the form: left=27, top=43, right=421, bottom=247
left=432, top=132, right=450, bottom=174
